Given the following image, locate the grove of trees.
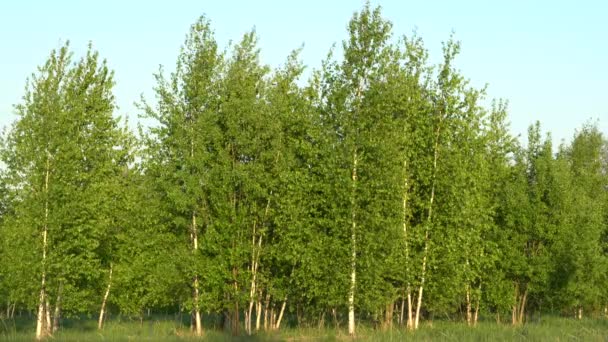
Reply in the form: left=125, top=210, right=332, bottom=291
left=1, top=4, right=607, bottom=340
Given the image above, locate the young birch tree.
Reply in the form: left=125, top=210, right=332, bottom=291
left=1, top=43, right=126, bottom=339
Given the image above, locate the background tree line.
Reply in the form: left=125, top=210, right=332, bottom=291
left=0, top=4, right=607, bottom=340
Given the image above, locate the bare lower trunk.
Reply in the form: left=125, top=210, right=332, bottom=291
left=263, top=294, right=270, bottom=331
left=577, top=307, right=582, bottom=320
left=473, top=298, right=479, bottom=327
left=275, top=297, right=287, bottom=330
left=383, top=302, right=394, bottom=330
left=270, top=306, right=276, bottom=330
left=407, top=289, right=413, bottom=329
left=414, top=232, right=429, bottom=330
left=466, top=285, right=472, bottom=326
left=413, top=131, right=439, bottom=331
left=255, top=299, right=262, bottom=331
left=44, top=299, right=51, bottom=334
left=52, top=285, right=62, bottom=333
left=191, top=213, right=203, bottom=336
left=518, top=288, right=527, bottom=324
left=98, top=266, right=113, bottom=330
left=348, top=150, right=358, bottom=337
left=35, top=287, right=47, bottom=340
left=247, top=235, right=263, bottom=334
left=512, top=284, right=527, bottom=325
left=414, top=283, right=424, bottom=330
left=401, top=160, right=413, bottom=331
left=318, top=311, right=325, bottom=330
left=36, top=157, right=52, bottom=341
left=399, top=296, right=405, bottom=326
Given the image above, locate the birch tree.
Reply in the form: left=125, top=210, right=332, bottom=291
left=141, top=16, right=223, bottom=336
left=1, top=42, right=128, bottom=339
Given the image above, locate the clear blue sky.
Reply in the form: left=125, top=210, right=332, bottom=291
left=1, top=0, right=606, bottom=145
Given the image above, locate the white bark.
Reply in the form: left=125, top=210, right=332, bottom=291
left=35, top=287, right=46, bottom=340
left=98, top=265, right=113, bottom=330
left=275, top=297, right=287, bottom=330
left=414, top=127, right=441, bottom=330
left=255, top=297, right=262, bottom=331
left=348, top=150, right=358, bottom=336
left=407, top=291, right=413, bottom=330
left=44, top=299, right=51, bottom=334
left=52, top=284, right=62, bottom=333
left=191, top=212, right=203, bottom=336
left=466, top=285, right=472, bottom=326
left=36, top=156, right=51, bottom=340
left=401, top=160, right=414, bottom=330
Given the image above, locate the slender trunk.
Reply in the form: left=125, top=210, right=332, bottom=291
left=189, top=131, right=203, bottom=337
left=318, top=311, right=325, bottom=330
left=383, top=302, right=394, bottom=330
left=473, top=297, right=479, bottom=327
left=512, top=304, right=517, bottom=325
left=44, top=299, right=51, bottom=334
left=466, top=285, right=472, bottom=326
left=414, top=281, right=424, bottom=330
left=10, top=303, right=16, bottom=319
left=407, top=289, right=413, bottom=330
left=275, top=297, right=287, bottom=330
left=191, top=213, right=203, bottom=336
left=577, top=307, right=582, bottom=320
left=231, top=270, right=240, bottom=336
left=35, top=289, right=46, bottom=340
left=332, top=308, right=339, bottom=329
left=98, top=266, right=113, bottom=330
left=512, top=283, right=518, bottom=325
left=270, top=306, right=276, bottom=330
left=473, top=283, right=481, bottom=327
left=246, top=156, right=275, bottom=334
left=414, top=129, right=440, bottom=330
left=36, top=156, right=51, bottom=341
left=52, top=284, right=62, bottom=333
left=348, top=150, right=358, bottom=336
left=402, top=160, right=414, bottom=331
left=246, top=222, right=258, bottom=334
left=518, top=288, right=527, bottom=324
left=255, top=298, right=262, bottom=331
left=263, top=293, right=270, bottom=331
left=399, top=296, right=405, bottom=326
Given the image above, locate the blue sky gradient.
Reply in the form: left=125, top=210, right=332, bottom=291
left=1, top=0, right=606, bottom=145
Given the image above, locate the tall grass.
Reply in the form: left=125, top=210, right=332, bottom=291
left=1, top=315, right=607, bottom=341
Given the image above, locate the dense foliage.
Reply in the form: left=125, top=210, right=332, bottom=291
left=0, top=4, right=607, bottom=339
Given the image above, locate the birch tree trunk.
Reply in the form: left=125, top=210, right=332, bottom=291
left=255, top=298, right=262, bottom=331
left=36, top=156, right=51, bottom=341
left=414, top=125, right=441, bottom=330
left=275, top=297, right=287, bottom=330
left=401, top=160, right=414, bottom=330
left=473, top=298, right=479, bottom=327
left=247, top=197, right=270, bottom=334
left=52, top=284, right=62, bottom=333
left=348, top=149, right=358, bottom=336
left=191, top=212, right=203, bottom=336
left=44, top=299, right=51, bottom=335
left=466, top=285, right=472, bottom=326
left=98, top=265, right=113, bottom=330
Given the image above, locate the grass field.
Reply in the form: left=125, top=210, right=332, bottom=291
left=1, top=315, right=607, bottom=341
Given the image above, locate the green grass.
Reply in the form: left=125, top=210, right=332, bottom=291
left=1, top=316, right=607, bottom=341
